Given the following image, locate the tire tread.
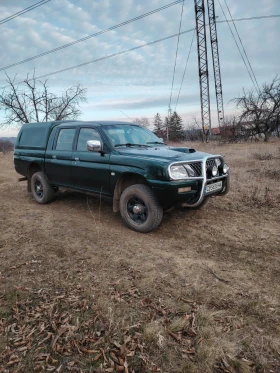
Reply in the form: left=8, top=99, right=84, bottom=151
left=31, top=172, right=54, bottom=204
left=119, top=184, right=163, bottom=233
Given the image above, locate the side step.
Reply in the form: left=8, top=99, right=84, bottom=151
left=18, top=177, right=28, bottom=182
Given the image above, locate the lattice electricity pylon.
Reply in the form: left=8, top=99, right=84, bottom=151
left=207, top=0, right=224, bottom=128
left=194, top=0, right=211, bottom=132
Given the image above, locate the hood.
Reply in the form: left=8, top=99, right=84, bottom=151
left=116, top=146, right=212, bottom=163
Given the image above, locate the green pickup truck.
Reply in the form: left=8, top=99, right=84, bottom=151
left=14, top=120, right=229, bottom=232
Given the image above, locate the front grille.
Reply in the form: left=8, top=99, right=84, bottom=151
left=206, top=159, right=216, bottom=170
left=186, top=159, right=223, bottom=178
left=206, top=158, right=220, bottom=179
left=189, top=162, right=202, bottom=176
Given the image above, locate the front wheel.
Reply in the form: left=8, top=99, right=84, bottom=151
left=119, top=184, right=163, bottom=233
left=31, top=172, right=54, bottom=204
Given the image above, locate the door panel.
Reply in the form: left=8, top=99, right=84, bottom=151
left=45, top=127, right=76, bottom=186
left=71, top=127, right=111, bottom=194
left=45, top=151, right=73, bottom=186
left=72, top=152, right=111, bottom=194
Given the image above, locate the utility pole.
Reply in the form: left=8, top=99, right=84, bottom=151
left=207, top=0, right=224, bottom=128
left=194, top=0, right=211, bottom=136
left=194, top=0, right=224, bottom=135
left=166, top=106, right=172, bottom=142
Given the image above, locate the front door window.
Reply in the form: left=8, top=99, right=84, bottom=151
left=76, top=128, right=102, bottom=151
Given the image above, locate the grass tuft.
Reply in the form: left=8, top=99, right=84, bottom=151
left=143, top=321, right=165, bottom=348
left=252, top=152, right=273, bottom=160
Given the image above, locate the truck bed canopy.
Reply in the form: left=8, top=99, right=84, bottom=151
left=16, top=121, right=61, bottom=149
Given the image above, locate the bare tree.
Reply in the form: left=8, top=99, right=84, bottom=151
left=134, top=117, right=150, bottom=128
left=219, top=115, right=240, bottom=142
left=234, top=76, right=280, bottom=142
left=185, top=116, right=209, bottom=142
left=0, top=72, right=87, bottom=128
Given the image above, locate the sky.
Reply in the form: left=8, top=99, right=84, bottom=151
left=0, top=0, right=279, bottom=137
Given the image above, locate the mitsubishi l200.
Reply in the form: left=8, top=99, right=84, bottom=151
left=14, top=121, right=229, bottom=232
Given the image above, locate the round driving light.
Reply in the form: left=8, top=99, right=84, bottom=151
left=223, top=163, right=229, bottom=174
left=212, top=165, right=218, bottom=177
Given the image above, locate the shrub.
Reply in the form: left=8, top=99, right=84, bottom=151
left=0, top=139, right=14, bottom=152
left=253, top=152, right=273, bottom=160
left=265, top=169, right=280, bottom=180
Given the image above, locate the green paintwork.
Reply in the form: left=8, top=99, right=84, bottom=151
left=14, top=120, right=229, bottom=207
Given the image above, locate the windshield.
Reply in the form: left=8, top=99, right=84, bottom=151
left=102, top=124, right=164, bottom=147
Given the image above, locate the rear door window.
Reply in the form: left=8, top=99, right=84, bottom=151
left=76, top=128, right=102, bottom=151
left=55, top=128, right=76, bottom=151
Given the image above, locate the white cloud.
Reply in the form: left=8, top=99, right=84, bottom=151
left=1, top=0, right=280, bottom=135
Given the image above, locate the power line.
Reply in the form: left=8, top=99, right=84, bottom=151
left=0, top=1, right=47, bottom=24
left=0, top=1, right=51, bottom=25
left=1, top=14, right=279, bottom=87
left=32, top=28, right=195, bottom=81
left=120, top=111, right=133, bottom=121
left=222, top=0, right=259, bottom=90
left=1, top=11, right=278, bottom=73
left=1, top=0, right=81, bottom=34
left=0, top=0, right=184, bottom=72
left=217, top=0, right=259, bottom=92
left=2, top=2, right=278, bottom=34
left=175, top=30, right=195, bottom=111
left=218, top=14, right=280, bottom=22
left=168, top=0, right=185, bottom=111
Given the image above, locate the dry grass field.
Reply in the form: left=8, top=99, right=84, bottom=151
left=0, top=141, right=279, bottom=373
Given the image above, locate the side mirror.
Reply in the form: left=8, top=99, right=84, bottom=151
left=87, top=140, right=102, bottom=152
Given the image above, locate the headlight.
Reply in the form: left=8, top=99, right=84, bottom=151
left=212, top=165, right=218, bottom=177
left=215, top=158, right=222, bottom=167
left=223, top=163, right=229, bottom=174
left=169, top=165, right=188, bottom=179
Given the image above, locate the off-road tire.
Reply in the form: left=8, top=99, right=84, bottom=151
left=119, top=184, right=163, bottom=233
left=31, top=172, right=55, bottom=204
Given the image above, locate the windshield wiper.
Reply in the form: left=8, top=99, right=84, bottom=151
left=114, top=143, right=151, bottom=148
left=146, top=141, right=165, bottom=145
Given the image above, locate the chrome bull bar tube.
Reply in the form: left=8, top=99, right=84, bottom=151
left=168, top=155, right=230, bottom=208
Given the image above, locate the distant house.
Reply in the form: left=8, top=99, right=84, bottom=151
left=210, top=127, right=221, bottom=139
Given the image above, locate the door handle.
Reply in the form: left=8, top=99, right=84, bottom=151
left=74, top=157, right=79, bottom=161
left=52, top=155, right=56, bottom=159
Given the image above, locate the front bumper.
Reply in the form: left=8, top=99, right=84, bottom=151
left=148, top=155, right=230, bottom=207
left=181, top=173, right=230, bottom=207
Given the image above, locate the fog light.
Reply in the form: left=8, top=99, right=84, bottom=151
left=212, top=165, right=218, bottom=177
left=223, top=163, right=229, bottom=174
left=178, top=187, right=191, bottom=193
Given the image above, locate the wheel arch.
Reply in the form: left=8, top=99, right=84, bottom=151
left=113, top=173, right=148, bottom=212
left=27, top=162, right=42, bottom=192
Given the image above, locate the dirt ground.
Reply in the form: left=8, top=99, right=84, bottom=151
left=0, top=141, right=279, bottom=373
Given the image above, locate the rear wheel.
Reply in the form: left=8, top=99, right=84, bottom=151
left=31, top=172, right=54, bottom=204
left=119, top=184, right=163, bottom=233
